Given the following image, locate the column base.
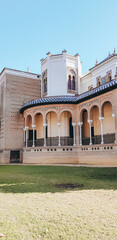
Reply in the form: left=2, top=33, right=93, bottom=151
left=101, top=142, right=104, bottom=144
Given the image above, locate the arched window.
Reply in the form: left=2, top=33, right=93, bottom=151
left=97, top=79, right=101, bottom=87
left=108, top=74, right=112, bottom=82
left=68, top=75, right=71, bottom=90
left=44, top=79, right=47, bottom=93
left=72, top=76, right=75, bottom=90
left=43, top=70, right=47, bottom=94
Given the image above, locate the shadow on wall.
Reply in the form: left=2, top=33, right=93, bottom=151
left=0, top=165, right=117, bottom=193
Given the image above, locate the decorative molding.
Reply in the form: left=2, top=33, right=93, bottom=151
left=79, top=99, right=99, bottom=109
left=101, top=94, right=112, bottom=101
left=45, top=107, right=58, bottom=110
left=33, top=108, right=43, bottom=112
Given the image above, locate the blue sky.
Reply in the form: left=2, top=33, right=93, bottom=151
left=0, top=0, right=117, bottom=74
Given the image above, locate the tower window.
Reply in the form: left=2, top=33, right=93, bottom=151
left=44, top=79, right=47, bottom=93
left=72, top=76, right=75, bottom=90
left=42, top=70, right=47, bottom=95
left=68, top=75, right=71, bottom=90
left=68, top=69, right=76, bottom=91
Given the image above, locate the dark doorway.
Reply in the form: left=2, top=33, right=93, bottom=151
left=69, top=117, right=73, bottom=138
left=10, top=150, right=20, bottom=163
left=91, top=127, right=94, bottom=137
left=29, top=130, right=37, bottom=140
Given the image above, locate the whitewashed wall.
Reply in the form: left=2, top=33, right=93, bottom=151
left=41, top=52, right=82, bottom=97
left=80, top=72, right=92, bottom=94
left=91, top=57, right=117, bottom=88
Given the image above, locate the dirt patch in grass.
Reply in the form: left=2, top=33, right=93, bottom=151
left=55, top=183, right=84, bottom=189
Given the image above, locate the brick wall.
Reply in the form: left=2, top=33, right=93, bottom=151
left=0, top=71, right=41, bottom=163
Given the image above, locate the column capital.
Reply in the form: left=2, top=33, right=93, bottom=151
left=57, top=122, right=61, bottom=126
left=32, top=124, right=36, bottom=128
left=78, top=122, right=83, bottom=126
left=99, top=117, right=104, bottom=121
left=88, top=119, right=93, bottom=124
left=43, top=123, right=47, bottom=127
left=112, top=113, right=115, bottom=118
left=25, top=126, right=29, bottom=130
left=72, top=122, right=76, bottom=127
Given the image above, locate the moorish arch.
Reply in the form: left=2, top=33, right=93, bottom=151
left=60, top=110, right=73, bottom=138
left=25, top=114, right=32, bottom=128
left=33, top=110, right=45, bottom=123
left=25, top=114, right=32, bottom=147
left=46, top=111, right=58, bottom=138
left=80, top=109, right=89, bottom=139
left=60, top=110, right=73, bottom=146
left=34, top=113, right=44, bottom=146
left=101, top=101, right=115, bottom=135
left=89, top=105, right=100, bottom=137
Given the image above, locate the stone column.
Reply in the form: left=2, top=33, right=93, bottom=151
left=75, top=124, right=79, bottom=146
left=88, top=120, right=93, bottom=145
left=72, top=123, right=76, bottom=146
left=99, top=117, right=104, bottom=144
left=78, top=122, right=83, bottom=146
left=25, top=126, right=29, bottom=148
left=23, top=128, right=26, bottom=147
left=58, top=122, right=61, bottom=146
left=43, top=123, right=47, bottom=147
left=32, top=125, right=36, bottom=147
left=112, top=113, right=116, bottom=143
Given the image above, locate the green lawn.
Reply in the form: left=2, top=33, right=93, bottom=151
left=0, top=166, right=117, bottom=240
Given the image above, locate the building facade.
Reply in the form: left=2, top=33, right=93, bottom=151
left=0, top=50, right=117, bottom=166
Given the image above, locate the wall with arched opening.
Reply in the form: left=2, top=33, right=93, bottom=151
left=82, top=110, right=89, bottom=138
left=90, top=106, right=100, bottom=136
left=102, top=102, right=114, bottom=134
left=26, top=115, right=32, bottom=129
left=46, top=111, right=58, bottom=137
left=35, top=113, right=44, bottom=139
left=60, top=111, right=72, bottom=137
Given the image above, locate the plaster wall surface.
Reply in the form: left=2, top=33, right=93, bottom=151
left=91, top=57, right=117, bottom=88
left=78, top=145, right=117, bottom=166
left=80, top=73, right=92, bottom=93
left=80, top=57, right=117, bottom=93
left=35, top=114, right=44, bottom=139
left=41, top=53, right=82, bottom=97
left=22, top=145, right=117, bottom=166
left=23, top=148, right=78, bottom=164
left=103, top=102, right=115, bottom=134
left=60, top=111, right=71, bottom=137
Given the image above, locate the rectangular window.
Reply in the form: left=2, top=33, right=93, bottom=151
left=101, top=76, right=106, bottom=84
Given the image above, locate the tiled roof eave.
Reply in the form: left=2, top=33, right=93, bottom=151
left=20, top=80, right=117, bottom=114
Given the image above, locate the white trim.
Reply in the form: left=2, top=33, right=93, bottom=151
left=90, top=55, right=117, bottom=72
left=0, top=68, right=40, bottom=80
